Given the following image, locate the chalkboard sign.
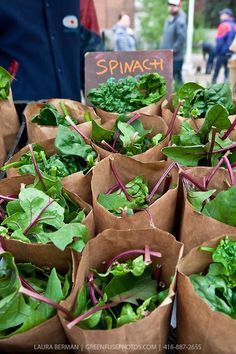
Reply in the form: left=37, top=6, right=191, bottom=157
left=85, top=50, right=173, bottom=103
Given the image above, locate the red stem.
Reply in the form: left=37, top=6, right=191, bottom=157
left=165, top=101, right=182, bottom=138
left=180, top=171, right=207, bottom=191
left=144, top=245, right=151, bottom=264
left=146, top=162, right=175, bottom=202
left=211, top=142, right=236, bottom=155
left=19, top=286, right=72, bottom=320
left=135, top=207, right=156, bottom=228
left=67, top=301, right=119, bottom=329
left=221, top=117, right=236, bottom=140
left=112, top=113, right=141, bottom=148
left=208, top=126, right=217, bottom=166
left=23, top=197, right=54, bottom=235
left=223, top=156, right=236, bottom=186
left=109, top=158, right=132, bottom=201
left=105, top=248, right=161, bottom=269
left=88, top=272, right=98, bottom=305
left=99, top=140, right=118, bottom=153
left=105, top=183, right=119, bottom=195
left=205, top=151, right=231, bottom=188
left=0, top=195, right=17, bottom=202
left=65, top=116, right=89, bottom=141
left=28, top=144, right=46, bottom=191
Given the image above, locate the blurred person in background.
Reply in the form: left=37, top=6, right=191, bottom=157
left=112, top=13, right=137, bottom=51
left=212, top=8, right=236, bottom=83
left=161, top=0, right=187, bottom=84
left=0, top=0, right=103, bottom=101
left=199, top=41, right=216, bottom=75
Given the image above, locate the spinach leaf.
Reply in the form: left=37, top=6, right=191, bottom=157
left=190, top=237, right=236, bottom=319
left=0, top=250, right=71, bottom=337
left=1, top=187, right=88, bottom=251
left=0, top=66, right=11, bottom=99
left=162, top=145, right=206, bottom=167
left=187, top=189, right=216, bottom=213
left=198, top=104, right=231, bottom=143
left=98, top=176, right=149, bottom=216
left=202, top=186, right=236, bottom=227
left=87, top=73, right=166, bottom=113
left=31, top=104, right=78, bottom=127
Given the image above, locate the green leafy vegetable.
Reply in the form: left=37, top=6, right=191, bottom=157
left=87, top=73, right=167, bottom=113
left=0, top=66, right=11, bottom=99
left=68, top=248, right=169, bottom=330
left=0, top=249, right=71, bottom=338
left=190, top=237, right=236, bottom=319
left=174, top=82, right=235, bottom=118
left=31, top=103, right=78, bottom=127
left=1, top=185, right=88, bottom=251
left=162, top=104, right=234, bottom=167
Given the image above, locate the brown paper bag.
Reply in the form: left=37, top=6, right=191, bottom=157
left=91, top=154, right=178, bottom=233
left=177, top=234, right=236, bottom=354
left=95, top=98, right=164, bottom=123
left=4, top=137, right=97, bottom=203
left=0, top=240, right=75, bottom=353
left=0, top=174, right=95, bottom=254
left=0, top=133, right=6, bottom=166
left=161, top=96, right=236, bottom=139
left=24, top=98, right=99, bottom=143
left=59, top=228, right=183, bottom=354
left=180, top=167, right=236, bottom=254
left=92, top=113, right=169, bottom=162
left=0, top=91, right=19, bottom=152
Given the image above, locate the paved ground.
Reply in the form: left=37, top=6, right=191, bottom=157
left=182, top=53, right=225, bottom=86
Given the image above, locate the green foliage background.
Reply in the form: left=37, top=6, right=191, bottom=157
left=139, top=0, right=236, bottom=48
left=139, top=0, right=187, bottom=49
left=204, top=1, right=236, bottom=27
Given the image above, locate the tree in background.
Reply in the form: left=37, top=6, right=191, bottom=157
left=204, top=0, right=236, bottom=28
left=139, top=0, right=187, bottom=49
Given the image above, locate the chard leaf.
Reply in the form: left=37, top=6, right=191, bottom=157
left=187, top=189, right=216, bottom=212
left=162, top=145, right=206, bottom=166
left=32, top=104, right=64, bottom=126
left=197, top=104, right=231, bottom=143
left=91, top=120, right=114, bottom=142
left=2, top=187, right=64, bottom=233
left=116, top=303, right=137, bottom=327
left=47, top=223, right=88, bottom=251
left=175, top=121, right=201, bottom=146
left=73, top=286, right=87, bottom=318
left=190, top=274, right=235, bottom=318
left=202, top=186, right=236, bottom=227
left=55, top=125, right=95, bottom=159
left=104, top=268, right=157, bottom=305
left=173, top=82, right=203, bottom=117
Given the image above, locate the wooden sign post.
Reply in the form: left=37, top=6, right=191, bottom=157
left=85, top=50, right=173, bottom=104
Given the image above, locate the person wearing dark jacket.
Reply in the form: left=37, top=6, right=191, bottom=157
left=0, top=0, right=103, bottom=101
left=161, top=0, right=187, bottom=84
left=212, top=8, right=236, bottom=83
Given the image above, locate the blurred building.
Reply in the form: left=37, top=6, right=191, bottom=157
left=94, top=0, right=135, bottom=30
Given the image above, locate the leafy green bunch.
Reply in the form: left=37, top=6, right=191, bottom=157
left=98, top=176, right=150, bottom=217
left=174, top=82, right=235, bottom=118
left=67, top=246, right=169, bottom=330
left=91, top=114, right=163, bottom=157
left=162, top=104, right=236, bottom=167
left=87, top=73, right=167, bottom=113
left=0, top=248, right=71, bottom=338
left=31, top=102, right=91, bottom=127
left=0, top=175, right=88, bottom=252
left=190, top=237, right=236, bottom=319
left=1, top=125, right=97, bottom=177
